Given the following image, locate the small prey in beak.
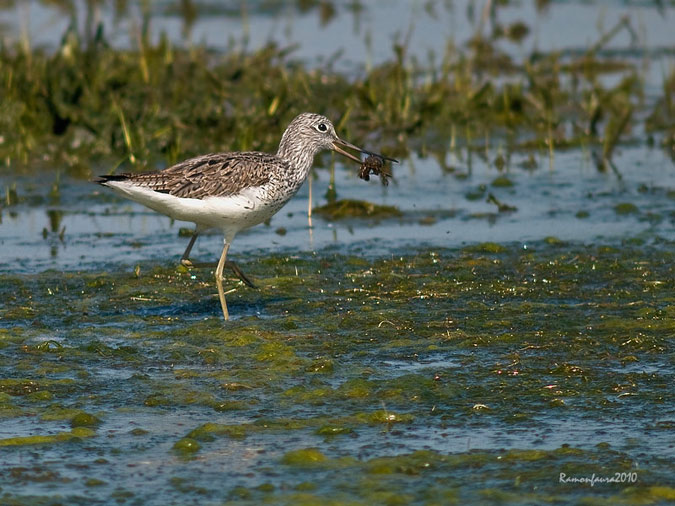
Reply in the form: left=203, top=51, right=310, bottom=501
left=332, top=137, right=398, bottom=185
left=332, top=138, right=398, bottom=165
left=359, top=155, right=392, bottom=185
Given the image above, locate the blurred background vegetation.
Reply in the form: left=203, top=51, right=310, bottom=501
left=0, top=0, right=673, bottom=176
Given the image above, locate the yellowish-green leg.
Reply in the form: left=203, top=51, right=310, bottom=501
left=181, top=231, right=255, bottom=288
left=215, top=241, right=230, bottom=320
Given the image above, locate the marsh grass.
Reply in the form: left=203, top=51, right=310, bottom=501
left=1, top=8, right=672, bottom=176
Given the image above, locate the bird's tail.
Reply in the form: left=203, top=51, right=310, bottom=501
left=91, top=174, right=129, bottom=185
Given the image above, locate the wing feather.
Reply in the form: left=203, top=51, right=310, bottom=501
left=96, top=152, right=280, bottom=199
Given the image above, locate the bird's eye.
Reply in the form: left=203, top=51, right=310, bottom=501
left=316, top=123, right=327, bottom=132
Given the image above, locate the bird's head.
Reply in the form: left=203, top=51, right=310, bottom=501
left=277, top=112, right=397, bottom=170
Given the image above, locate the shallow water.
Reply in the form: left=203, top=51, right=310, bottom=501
left=0, top=242, right=673, bottom=504
left=2, top=144, right=673, bottom=274
left=1, top=1, right=675, bottom=504
left=1, top=142, right=674, bottom=504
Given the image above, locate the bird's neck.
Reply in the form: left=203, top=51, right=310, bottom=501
left=276, top=136, right=316, bottom=181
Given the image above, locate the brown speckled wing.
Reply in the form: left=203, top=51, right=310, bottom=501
left=98, top=152, right=280, bottom=199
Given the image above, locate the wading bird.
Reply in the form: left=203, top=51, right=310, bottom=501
left=94, top=113, right=395, bottom=320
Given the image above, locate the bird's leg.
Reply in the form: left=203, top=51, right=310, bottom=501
left=181, top=231, right=255, bottom=288
left=215, top=241, right=230, bottom=321
left=307, top=171, right=313, bottom=227
left=225, top=261, right=256, bottom=289
left=180, top=231, right=199, bottom=267
left=199, top=260, right=255, bottom=288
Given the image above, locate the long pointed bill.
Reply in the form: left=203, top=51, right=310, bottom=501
left=332, top=138, right=398, bottom=165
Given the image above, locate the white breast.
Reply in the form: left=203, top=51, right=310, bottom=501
left=104, top=181, right=289, bottom=236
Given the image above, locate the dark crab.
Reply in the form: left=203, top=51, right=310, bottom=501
left=337, top=144, right=397, bottom=185
left=358, top=154, right=396, bottom=186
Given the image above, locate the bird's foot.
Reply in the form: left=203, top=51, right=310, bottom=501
left=226, top=261, right=257, bottom=289
left=181, top=258, right=256, bottom=289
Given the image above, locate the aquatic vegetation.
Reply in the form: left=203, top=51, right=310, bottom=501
left=0, top=242, right=673, bottom=502
left=0, top=5, right=672, bottom=174
left=0, top=427, right=95, bottom=447
left=312, top=199, right=402, bottom=219
left=0, top=2, right=673, bottom=504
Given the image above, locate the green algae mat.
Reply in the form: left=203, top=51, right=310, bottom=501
left=1, top=243, right=673, bottom=504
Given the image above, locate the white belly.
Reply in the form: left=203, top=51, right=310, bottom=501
left=105, top=181, right=287, bottom=236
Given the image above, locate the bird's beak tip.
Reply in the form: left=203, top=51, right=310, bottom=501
left=332, top=138, right=397, bottom=165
